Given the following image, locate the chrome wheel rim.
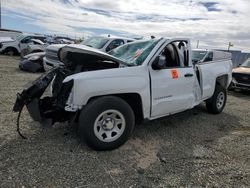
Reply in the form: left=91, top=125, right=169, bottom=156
left=216, top=92, right=225, bottom=109
left=94, top=109, right=126, bottom=142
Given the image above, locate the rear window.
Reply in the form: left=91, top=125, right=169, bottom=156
left=192, top=51, right=207, bottom=63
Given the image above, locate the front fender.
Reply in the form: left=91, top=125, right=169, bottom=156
left=64, top=66, right=151, bottom=118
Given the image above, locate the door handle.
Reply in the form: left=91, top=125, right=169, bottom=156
left=184, top=73, right=194, bottom=77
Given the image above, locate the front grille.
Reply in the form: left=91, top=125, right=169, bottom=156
left=46, top=49, right=59, bottom=62
left=233, top=73, right=250, bottom=85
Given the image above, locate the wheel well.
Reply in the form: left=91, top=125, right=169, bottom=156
left=216, top=75, right=228, bottom=88
left=87, top=93, right=144, bottom=124
left=4, top=47, right=19, bottom=55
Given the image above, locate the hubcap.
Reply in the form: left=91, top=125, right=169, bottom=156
left=94, top=110, right=126, bottom=142
left=216, top=92, right=225, bottom=109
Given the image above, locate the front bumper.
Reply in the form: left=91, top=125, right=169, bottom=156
left=229, top=82, right=250, bottom=90
left=19, top=59, right=43, bottom=73
left=13, top=68, right=74, bottom=125
left=230, top=80, right=250, bottom=91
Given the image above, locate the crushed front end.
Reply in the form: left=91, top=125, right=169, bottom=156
left=13, top=44, right=125, bottom=138
left=13, top=67, right=75, bottom=128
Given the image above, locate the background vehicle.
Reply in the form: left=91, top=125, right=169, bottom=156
left=21, top=39, right=47, bottom=57
left=192, top=49, right=231, bottom=64
left=0, top=34, right=46, bottom=56
left=230, top=58, right=250, bottom=90
left=49, top=36, right=75, bottom=44
left=14, top=38, right=232, bottom=150
left=43, top=36, right=134, bottom=71
left=19, top=52, right=45, bottom=73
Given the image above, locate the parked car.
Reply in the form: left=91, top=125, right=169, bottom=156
left=43, top=36, right=135, bottom=71
left=21, top=39, right=48, bottom=57
left=19, top=52, right=45, bottom=73
left=13, top=38, right=232, bottom=150
left=0, top=34, right=46, bottom=56
left=44, top=36, right=75, bottom=44
left=230, top=58, right=250, bottom=90
left=0, top=28, right=22, bottom=39
left=192, top=49, right=231, bottom=64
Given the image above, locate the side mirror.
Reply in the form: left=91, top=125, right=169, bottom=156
left=152, top=55, right=166, bottom=70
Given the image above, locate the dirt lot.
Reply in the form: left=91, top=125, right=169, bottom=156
left=0, top=55, right=249, bottom=187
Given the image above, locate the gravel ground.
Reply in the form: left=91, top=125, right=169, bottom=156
left=0, top=55, right=249, bottom=187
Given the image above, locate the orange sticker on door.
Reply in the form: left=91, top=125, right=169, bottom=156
left=171, top=69, right=179, bottom=79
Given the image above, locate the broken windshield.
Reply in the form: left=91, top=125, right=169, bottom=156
left=109, top=39, right=160, bottom=66
left=81, top=37, right=109, bottom=49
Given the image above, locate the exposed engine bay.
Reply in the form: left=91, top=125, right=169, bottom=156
left=13, top=46, right=125, bottom=137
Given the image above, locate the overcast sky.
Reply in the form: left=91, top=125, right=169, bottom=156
left=2, top=0, right=250, bottom=51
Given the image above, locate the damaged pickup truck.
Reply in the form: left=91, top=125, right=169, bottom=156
left=13, top=38, right=232, bottom=150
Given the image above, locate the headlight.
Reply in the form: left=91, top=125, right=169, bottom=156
left=28, top=55, right=40, bottom=61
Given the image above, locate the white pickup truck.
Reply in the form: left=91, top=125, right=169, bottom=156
left=13, top=38, right=232, bottom=150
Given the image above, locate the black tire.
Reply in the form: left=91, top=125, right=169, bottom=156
left=78, top=96, right=135, bottom=150
left=5, top=47, right=18, bottom=56
left=206, top=84, right=227, bottom=114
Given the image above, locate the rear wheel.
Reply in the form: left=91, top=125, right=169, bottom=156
left=78, top=96, right=135, bottom=150
left=206, top=84, right=227, bottom=114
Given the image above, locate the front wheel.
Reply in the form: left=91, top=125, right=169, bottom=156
left=206, top=84, right=227, bottom=114
left=78, top=96, right=135, bottom=150
left=5, top=47, right=17, bottom=56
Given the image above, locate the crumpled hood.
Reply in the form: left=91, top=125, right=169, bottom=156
left=233, top=67, right=250, bottom=74
left=58, top=44, right=128, bottom=66
left=24, top=52, right=45, bottom=59
left=46, top=44, right=67, bottom=52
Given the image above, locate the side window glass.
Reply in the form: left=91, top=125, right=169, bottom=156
left=106, top=39, right=125, bottom=52
left=21, top=36, right=31, bottom=43
left=153, top=41, right=189, bottom=69
left=204, top=52, right=213, bottom=62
